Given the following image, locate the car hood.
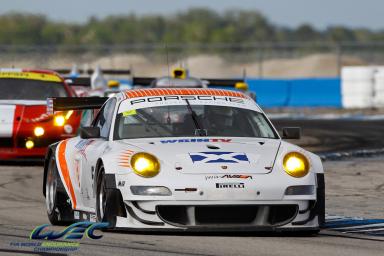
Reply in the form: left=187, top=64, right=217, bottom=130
left=0, top=101, right=47, bottom=137
left=117, top=137, right=281, bottom=174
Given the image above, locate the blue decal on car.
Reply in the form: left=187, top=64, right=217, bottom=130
left=189, top=152, right=249, bottom=163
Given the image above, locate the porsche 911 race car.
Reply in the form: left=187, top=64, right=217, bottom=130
left=0, top=69, right=81, bottom=160
left=43, top=88, right=325, bottom=233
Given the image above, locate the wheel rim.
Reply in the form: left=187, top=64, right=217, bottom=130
left=46, top=159, right=57, bottom=215
left=98, top=171, right=107, bottom=220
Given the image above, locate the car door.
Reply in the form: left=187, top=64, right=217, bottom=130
left=78, top=98, right=116, bottom=209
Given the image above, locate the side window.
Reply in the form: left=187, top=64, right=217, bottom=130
left=93, top=98, right=116, bottom=139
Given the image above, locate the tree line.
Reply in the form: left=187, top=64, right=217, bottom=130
left=0, top=8, right=383, bottom=46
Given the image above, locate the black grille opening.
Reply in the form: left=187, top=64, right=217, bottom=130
left=157, top=206, right=189, bottom=225
left=268, top=205, right=298, bottom=225
left=196, top=205, right=257, bottom=224
left=157, top=205, right=298, bottom=227
left=0, top=138, right=13, bottom=147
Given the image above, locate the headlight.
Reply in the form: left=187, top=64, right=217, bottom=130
left=34, top=126, right=44, bottom=137
left=283, top=152, right=309, bottom=178
left=54, top=115, right=65, bottom=126
left=130, top=152, right=160, bottom=178
left=130, top=186, right=171, bottom=196
left=25, top=140, right=34, bottom=149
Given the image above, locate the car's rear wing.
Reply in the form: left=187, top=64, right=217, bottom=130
left=132, top=76, right=245, bottom=87
left=47, top=97, right=108, bottom=114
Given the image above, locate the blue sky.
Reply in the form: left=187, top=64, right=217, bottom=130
left=0, top=0, right=383, bottom=29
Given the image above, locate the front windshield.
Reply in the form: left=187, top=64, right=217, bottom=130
left=114, top=105, right=278, bottom=140
left=0, top=79, right=68, bottom=100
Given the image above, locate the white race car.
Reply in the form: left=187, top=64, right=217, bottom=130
left=43, top=88, right=325, bottom=233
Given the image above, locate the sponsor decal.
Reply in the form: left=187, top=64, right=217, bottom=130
left=160, top=138, right=232, bottom=144
left=128, top=95, right=245, bottom=105
left=190, top=152, right=249, bottom=163
left=118, top=181, right=125, bottom=187
left=216, top=183, right=245, bottom=189
left=205, top=174, right=253, bottom=180
left=74, top=139, right=95, bottom=161
left=122, top=109, right=137, bottom=116
left=74, top=211, right=80, bottom=220
left=25, top=113, right=51, bottom=123
left=90, top=214, right=97, bottom=223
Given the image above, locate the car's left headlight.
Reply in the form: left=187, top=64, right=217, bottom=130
left=283, top=152, right=309, bottom=178
left=130, top=152, right=160, bottom=178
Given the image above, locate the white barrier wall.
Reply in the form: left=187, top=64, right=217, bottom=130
left=374, top=68, right=384, bottom=108
left=341, top=66, right=376, bottom=108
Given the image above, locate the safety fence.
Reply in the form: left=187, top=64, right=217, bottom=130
left=246, top=78, right=341, bottom=108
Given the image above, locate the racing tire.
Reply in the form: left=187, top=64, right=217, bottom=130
left=96, top=166, right=116, bottom=228
left=45, top=156, right=73, bottom=225
left=317, top=174, right=326, bottom=229
left=96, top=165, right=126, bottom=229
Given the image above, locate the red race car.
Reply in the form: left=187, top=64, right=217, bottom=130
left=0, top=69, right=81, bottom=160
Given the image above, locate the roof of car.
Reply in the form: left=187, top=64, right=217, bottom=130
left=0, top=68, right=63, bottom=82
left=121, top=88, right=248, bottom=99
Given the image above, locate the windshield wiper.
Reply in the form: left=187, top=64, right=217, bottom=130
left=185, top=99, right=206, bottom=136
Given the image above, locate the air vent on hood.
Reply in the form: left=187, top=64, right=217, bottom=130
left=206, top=144, right=220, bottom=150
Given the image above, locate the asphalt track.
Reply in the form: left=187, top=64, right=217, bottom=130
left=272, top=119, right=384, bottom=153
left=0, top=119, right=383, bottom=255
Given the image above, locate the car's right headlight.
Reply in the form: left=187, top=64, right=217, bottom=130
left=283, top=152, right=309, bottom=178
left=130, top=152, right=160, bottom=178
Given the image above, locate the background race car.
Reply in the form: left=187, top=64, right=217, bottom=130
left=0, top=69, right=82, bottom=160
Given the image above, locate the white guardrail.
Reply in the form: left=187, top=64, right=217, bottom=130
left=342, top=66, right=384, bottom=108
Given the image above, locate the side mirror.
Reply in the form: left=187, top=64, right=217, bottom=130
left=282, top=127, right=301, bottom=139
left=80, top=127, right=100, bottom=139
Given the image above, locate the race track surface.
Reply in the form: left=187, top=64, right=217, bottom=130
left=0, top=161, right=383, bottom=255
left=272, top=119, right=384, bottom=153
left=0, top=119, right=383, bottom=255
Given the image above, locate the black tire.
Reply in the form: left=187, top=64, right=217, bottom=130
left=317, top=174, right=326, bottom=228
left=45, top=156, right=73, bottom=225
left=96, top=165, right=126, bottom=228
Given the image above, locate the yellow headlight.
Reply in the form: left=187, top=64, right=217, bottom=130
left=54, top=115, right=65, bottom=126
left=283, top=152, right=309, bottom=178
left=130, top=152, right=160, bottom=178
left=25, top=140, right=34, bottom=149
left=34, top=126, right=45, bottom=137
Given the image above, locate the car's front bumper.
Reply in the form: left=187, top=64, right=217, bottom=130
left=115, top=199, right=321, bottom=231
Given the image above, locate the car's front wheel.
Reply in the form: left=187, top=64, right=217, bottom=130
left=96, top=164, right=126, bottom=228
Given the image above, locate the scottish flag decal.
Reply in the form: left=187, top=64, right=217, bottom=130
left=189, top=152, right=249, bottom=163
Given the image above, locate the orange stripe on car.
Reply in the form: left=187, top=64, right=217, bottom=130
left=57, top=140, right=77, bottom=209
left=124, top=88, right=246, bottom=99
